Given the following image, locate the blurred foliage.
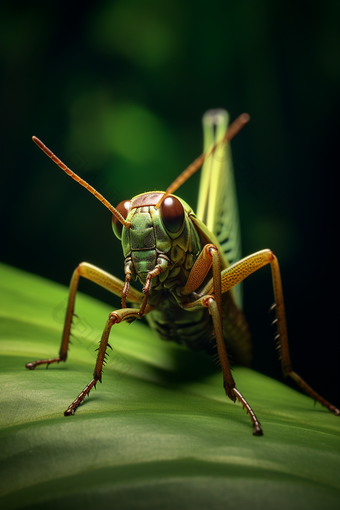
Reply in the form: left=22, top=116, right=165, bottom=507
left=1, top=0, right=339, bottom=402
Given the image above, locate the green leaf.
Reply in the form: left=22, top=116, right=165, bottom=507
left=0, top=263, right=339, bottom=510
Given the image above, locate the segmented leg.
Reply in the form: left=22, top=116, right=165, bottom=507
left=193, top=249, right=339, bottom=416
left=181, top=244, right=219, bottom=297
left=121, top=259, right=133, bottom=308
left=64, top=307, right=151, bottom=416
left=138, top=255, right=170, bottom=317
left=64, top=379, right=97, bottom=416
left=181, top=250, right=263, bottom=435
left=181, top=242, right=224, bottom=326
left=269, top=256, right=339, bottom=415
left=209, top=296, right=262, bottom=434
left=25, top=262, right=144, bottom=370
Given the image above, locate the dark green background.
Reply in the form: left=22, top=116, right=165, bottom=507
left=1, top=0, right=339, bottom=406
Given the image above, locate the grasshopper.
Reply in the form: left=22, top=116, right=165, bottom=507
left=26, top=109, right=340, bottom=435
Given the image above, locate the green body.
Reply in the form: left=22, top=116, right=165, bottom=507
left=122, top=195, right=199, bottom=285
left=115, top=110, right=251, bottom=363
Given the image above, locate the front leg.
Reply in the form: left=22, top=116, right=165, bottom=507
left=139, top=255, right=170, bottom=317
left=64, top=306, right=153, bottom=416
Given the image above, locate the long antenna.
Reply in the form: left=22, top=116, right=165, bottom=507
left=155, top=113, right=250, bottom=208
left=32, top=136, right=130, bottom=228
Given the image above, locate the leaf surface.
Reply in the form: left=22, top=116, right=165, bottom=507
left=0, top=263, right=339, bottom=510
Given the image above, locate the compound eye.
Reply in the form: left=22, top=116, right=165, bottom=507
left=112, top=200, right=131, bottom=239
left=160, top=196, right=184, bottom=234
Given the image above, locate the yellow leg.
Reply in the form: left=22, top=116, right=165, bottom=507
left=194, top=249, right=340, bottom=416
left=25, top=262, right=144, bottom=370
